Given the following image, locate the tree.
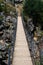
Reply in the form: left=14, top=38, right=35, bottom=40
left=23, top=0, right=43, bottom=65
left=23, top=0, right=43, bottom=29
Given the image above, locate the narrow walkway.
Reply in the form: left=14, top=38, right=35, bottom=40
left=12, top=16, right=33, bottom=65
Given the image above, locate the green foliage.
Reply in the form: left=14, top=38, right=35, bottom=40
left=0, top=16, right=3, bottom=21
left=0, top=1, right=5, bottom=12
left=0, top=0, right=16, bottom=16
left=0, top=4, right=3, bottom=12
left=0, top=0, right=4, bottom=11
left=23, top=0, right=43, bottom=29
left=0, top=0, right=4, bottom=3
left=35, top=61, right=40, bottom=65
left=0, top=6, right=2, bottom=12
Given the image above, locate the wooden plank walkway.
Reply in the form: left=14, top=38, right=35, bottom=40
left=12, top=16, right=33, bottom=65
